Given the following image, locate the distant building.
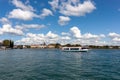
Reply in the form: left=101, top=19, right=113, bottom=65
left=47, top=44, right=56, bottom=48
left=23, top=45, right=27, bottom=49
left=119, top=47, right=120, bottom=49
left=30, top=44, right=46, bottom=48
left=0, top=41, right=6, bottom=50
left=13, top=45, right=18, bottom=49
left=0, top=42, right=2, bottom=46
left=109, top=46, right=113, bottom=49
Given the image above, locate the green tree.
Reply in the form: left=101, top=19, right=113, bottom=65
left=65, top=44, right=72, bottom=47
left=3, top=40, right=14, bottom=48
left=55, top=43, right=61, bottom=48
left=10, top=40, right=14, bottom=48
left=3, top=40, right=10, bottom=48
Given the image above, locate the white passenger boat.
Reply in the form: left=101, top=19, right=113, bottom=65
left=62, top=47, right=88, bottom=52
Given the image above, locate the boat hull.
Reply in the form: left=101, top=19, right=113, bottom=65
left=62, top=47, right=88, bottom=52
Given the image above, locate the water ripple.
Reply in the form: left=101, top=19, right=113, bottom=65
left=0, top=49, right=120, bottom=80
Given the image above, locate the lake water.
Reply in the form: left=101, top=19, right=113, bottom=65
left=0, top=49, right=120, bottom=80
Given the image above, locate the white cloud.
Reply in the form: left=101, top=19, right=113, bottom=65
left=82, top=33, right=105, bottom=39
left=100, top=34, right=106, bottom=38
left=26, top=33, right=37, bottom=38
left=8, top=0, right=39, bottom=20
left=58, top=16, right=71, bottom=26
left=46, top=31, right=59, bottom=39
left=108, top=32, right=120, bottom=38
left=16, top=38, right=31, bottom=45
left=11, top=0, right=34, bottom=11
left=22, top=24, right=45, bottom=29
left=49, top=0, right=96, bottom=16
left=16, top=33, right=46, bottom=45
left=27, top=33, right=45, bottom=38
left=82, top=33, right=98, bottom=39
left=14, top=26, right=117, bottom=46
left=0, top=17, right=11, bottom=24
left=0, top=24, right=24, bottom=36
left=59, top=0, right=96, bottom=16
left=113, top=37, right=120, bottom=42
left=26, top=33, right=45, bottom=43
left=61, top=32, right=70, bottom=36
left=40, top=8, right=53, bottom=18
left=8, top=9, right=38, bottom=20
left=74, top=39, right=106, bottom=46
left=69, top=26, right=106, bottom=45
left=79, top=33, right=105, bottom=45
left=48, top=0, right=59, bottom=11
left=108, top=32, right=120, bottom=43
left=15, top=28, right=106, bottom=45
left=15, top=31, right=59, bottom=45
left=70, top=26, right=81, bottom=38
left=15, top=24, right=46, bottom=32
left=68, top=0, right=80, bottom=5
left=61, top=36, right=71, bottom=40
left=0, top=31, right=3, bottom=35
left=15, top=25, right=23, bottom=30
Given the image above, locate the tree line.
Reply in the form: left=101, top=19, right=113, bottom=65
left=1, top=40, right=14, bottom=48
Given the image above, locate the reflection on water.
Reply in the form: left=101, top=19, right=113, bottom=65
left=0, top=49, right=120, bottom=80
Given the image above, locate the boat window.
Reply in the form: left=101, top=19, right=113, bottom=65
left=82, top=48, right=86, bottom=49
left=64, top=48, right=69, bottom=50
left=70, top=48, right=79, bottom=50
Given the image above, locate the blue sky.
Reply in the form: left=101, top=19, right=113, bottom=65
left=0, top=0, right=120, bottom=45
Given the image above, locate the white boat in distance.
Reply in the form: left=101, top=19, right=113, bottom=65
left=62, top=47, right=88, bottom=52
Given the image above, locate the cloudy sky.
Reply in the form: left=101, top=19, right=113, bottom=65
left=0, top=0, right=120, bottom=45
